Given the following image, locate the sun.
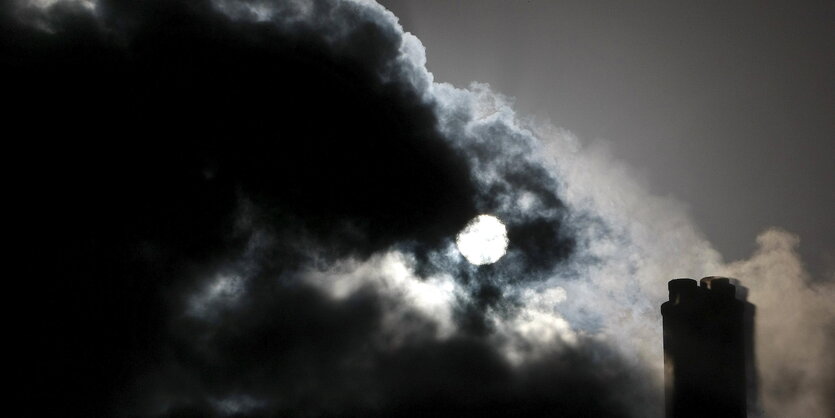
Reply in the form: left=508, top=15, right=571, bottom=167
left=456, top=215, right=509, bottom=265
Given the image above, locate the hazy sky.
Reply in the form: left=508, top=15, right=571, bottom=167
left=381, top=0, right=835, bottom=279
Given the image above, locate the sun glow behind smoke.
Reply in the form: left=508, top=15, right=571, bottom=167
left=456, top=214, right=509, bottom=265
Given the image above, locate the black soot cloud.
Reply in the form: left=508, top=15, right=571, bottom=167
left=3, top=1, right=656, bottom=417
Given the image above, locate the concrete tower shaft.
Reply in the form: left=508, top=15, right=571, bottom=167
left=661, top=277, right=749, bottom=418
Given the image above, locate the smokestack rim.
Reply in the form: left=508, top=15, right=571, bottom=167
left=667, top=278, right=697, bottom=304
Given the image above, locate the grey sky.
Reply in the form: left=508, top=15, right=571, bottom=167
left=380, top=0, right=834, bottom=280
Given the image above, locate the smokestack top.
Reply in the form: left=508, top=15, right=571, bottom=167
left=668, top=278, right=698, bottom=304
left=700, top=276, right=729, bottom=289
left=700, top=276, right=735, bottom=298
left=666, top=277, right=738, bottom=305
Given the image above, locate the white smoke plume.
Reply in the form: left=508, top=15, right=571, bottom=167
left=434, top=63, right=835, bottom=418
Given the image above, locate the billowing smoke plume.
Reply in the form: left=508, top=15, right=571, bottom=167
left=9, top=1, right=833, bottom=417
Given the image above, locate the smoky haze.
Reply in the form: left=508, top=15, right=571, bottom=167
left=8, top=1, right=835, bottom=418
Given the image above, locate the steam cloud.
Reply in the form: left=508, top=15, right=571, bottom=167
left=10, top=0, right=833, bottom=417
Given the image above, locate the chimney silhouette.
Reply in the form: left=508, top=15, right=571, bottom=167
left=661, top=277, right=747, bottom=418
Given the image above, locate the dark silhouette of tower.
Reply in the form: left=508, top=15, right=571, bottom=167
left=661, top=277, right=748, bottom=418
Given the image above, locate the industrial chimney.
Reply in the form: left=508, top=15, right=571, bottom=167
left=661, top=277, right=747, bottom=418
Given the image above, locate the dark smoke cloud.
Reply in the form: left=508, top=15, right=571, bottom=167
left=7, top=1, right=652, bottom=417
